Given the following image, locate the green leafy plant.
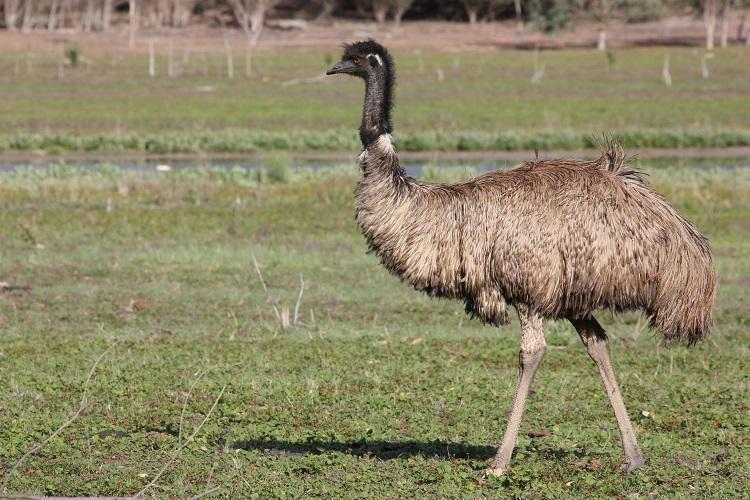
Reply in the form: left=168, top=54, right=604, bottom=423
left=65, top=46, right=81, bottom=67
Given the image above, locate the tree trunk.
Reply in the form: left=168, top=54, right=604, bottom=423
left=150, top=0, right=166, bottom=29
left=102, top=0, right=112, bottom=31
left=514, top=0, right=523, bottom=31
left=47, top=0, right=59, bottom=31
left=4, top=0, right=20, bottom=30
left=597, top=28, right=607, bottom=51
left=394, top=7, right=405, bottom=25
left=249, top=7, right=263, bottom=33
left=228, top=0, right=250, bottom=34
left=83, top=0, right=94, bottom=31
left=21, top=0, right=34, bottom=32
left=597, top=0, right=609, bottom=50
left=129, top=0, right=137, bottom=47
left=736, top=12, right=746, bottom=44
left=315, top=0, right=336, bottom=20
left=60, top=0, right=72, bottom=29
left=245, top=27, right=261, bottom=78
left=173, top=0, right=193, bottom=27
left=719, top=0, right=730, bottom=48
left=373, top=1, right=387, bottom=24
left=704, top=0, right=717, bottom=50
left=94, top=5, right=102, bottom=30
left=223, top=34, right=234, bottom=79
left=467, top=8, right=478, bottom=25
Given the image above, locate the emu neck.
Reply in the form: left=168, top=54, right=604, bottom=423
left=360, top=70, right=392, bottom=148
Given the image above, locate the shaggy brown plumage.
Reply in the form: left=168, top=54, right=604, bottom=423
left=356, top=135, right=716, bottom=344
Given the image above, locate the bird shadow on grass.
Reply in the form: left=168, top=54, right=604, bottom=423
left=225, top=437, right=597, bottom=462
left=226, top=438, right=495, bottom=460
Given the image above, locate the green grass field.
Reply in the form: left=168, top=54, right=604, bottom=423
left=0, top=162, right=748, bottom=497
left=1, top=47, right=750, bottom=152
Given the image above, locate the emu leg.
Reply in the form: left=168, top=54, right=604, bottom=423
left=571, top=317, right=645, bottom=472
left=486, top=307, right=545, bottom=476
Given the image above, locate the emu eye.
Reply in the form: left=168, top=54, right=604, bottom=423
left=352, top=56, right=360, bottom=64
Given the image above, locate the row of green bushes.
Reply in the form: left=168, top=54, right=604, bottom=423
left=1, top=129, right=749, bottom=154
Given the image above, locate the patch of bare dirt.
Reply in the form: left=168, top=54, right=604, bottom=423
left=0, top=15, right=744, bottom=56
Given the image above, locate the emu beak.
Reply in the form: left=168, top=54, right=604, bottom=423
left=326, top=60, right=354, bottom=75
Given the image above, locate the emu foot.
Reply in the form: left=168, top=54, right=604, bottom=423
left=483, top=466, right=507, bottom=478
left=621, top=455, right=645, bottom=473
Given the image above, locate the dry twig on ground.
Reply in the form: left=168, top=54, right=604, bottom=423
left=135, top=385, right=227, bottom=498
left=1, top=341, right=119, bottom=491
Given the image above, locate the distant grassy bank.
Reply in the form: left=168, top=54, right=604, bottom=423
left=3, top=129, right=750, bottom=154
left=1, top=47, right=749, bottom=153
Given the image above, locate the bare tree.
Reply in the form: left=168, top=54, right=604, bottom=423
left=172, top=0, right=197, bottom=27
left=737, top=12, right=750, bottom=45
left=596, top=0, right=610, bottom=50
left=370, top=0, right=413, bottom=24
left=82, top=0, right=95, bottom=31
left=372, top=0, right=388, bottom=23
left=226, top=0, right=277, bottom=77
left=704, top=0, right=718, bottom=50
left=47, top=0, right=60, bottom=30
left=4, top=0, right=21, bottom=30
left=719, top=0, right=731, bottom=48
left=144, top=0, right=168, bottom=28
left=101, top=0, right=111, bottom=29
left=60, top=0, right=73, bottom=29
left=461, top=0, right=484, bottom=25
left=129, top=0, right=137, bottom=47
left=513, top=0, right=523, bottom=30
left=228, top=0, right=278, bottom=33
left=147, top=0, right=194, bottom=28
left=21, top=0, right=38, bottom=32
left=314, top=0, right=337, bottom=19
left=392, top=0, right=413, bottom=25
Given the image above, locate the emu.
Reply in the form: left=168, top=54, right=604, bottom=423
left=326, top=40, right=716, bottom=476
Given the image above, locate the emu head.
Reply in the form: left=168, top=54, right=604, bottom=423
left=326, top=39, right=393, bottom=81
left=327, top=40, right=395, bottom=146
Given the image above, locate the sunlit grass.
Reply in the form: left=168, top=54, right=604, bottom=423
left=1, top=163, right=748, bottom=496
left=0, top=47, right=749, bottom=152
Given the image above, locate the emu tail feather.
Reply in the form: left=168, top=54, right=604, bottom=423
left=649, top=225, right=716, bottom=346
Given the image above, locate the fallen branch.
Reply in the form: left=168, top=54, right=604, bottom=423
left=135, top=385, right=227, bottom=498
left=0, top=281, right=32, bottom=292
left=0, top=495, right=130, bottom=500
left=179, top=368, right=207, bottom=447
left=1, top=341, right=119, bottom=491
left=187, top=484, right=223, bottom=500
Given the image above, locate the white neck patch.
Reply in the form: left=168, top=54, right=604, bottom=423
left=367, top=53, right=384, bottom=67
left=377, top=134, right=395, bottom=155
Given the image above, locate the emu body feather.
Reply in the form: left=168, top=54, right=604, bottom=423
left=356, top=135, right=716, bottom=344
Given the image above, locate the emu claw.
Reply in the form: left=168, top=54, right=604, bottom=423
left=621, top=456, right=645, bottom=473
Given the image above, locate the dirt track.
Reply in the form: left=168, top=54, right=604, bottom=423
left=0, top=15, right=745, bottom=56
